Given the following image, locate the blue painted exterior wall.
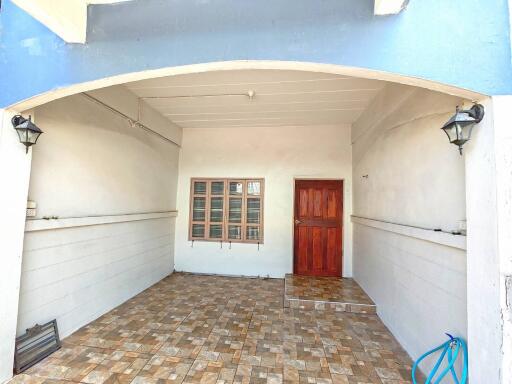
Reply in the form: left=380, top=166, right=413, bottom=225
left=0, top=0, right=511, bottom=107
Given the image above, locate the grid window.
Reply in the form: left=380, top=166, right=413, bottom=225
left=189, top=178, right=264, bottom=243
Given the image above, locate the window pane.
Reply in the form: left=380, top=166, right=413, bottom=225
left=228, top=225, right=242, bottom=240
left=211, top=181, right=224, bottom=195
left=246, top=198, right=261, bottom=224
left=194, top=181, right=207, bottom=195
left=192, top=197, right=206, bottom=221
left=246, top=226, right=260, bottom=241
left=228, top=198, right=242, bottom=223
left=209, top=224, right=223, bottom=239
left=190, top=178, right=263, bottom=243
left=210, top=197, right=224, bottom=222
left=247, top=181, right=261, bottom=196
left=229, top=182, right=243, bottom=195
left=192, top=224, right=205, bottom=238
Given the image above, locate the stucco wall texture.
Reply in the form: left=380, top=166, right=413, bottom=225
left=0, top=0, right=511, bottom=108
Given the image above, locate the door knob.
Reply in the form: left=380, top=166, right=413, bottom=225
left=295, top=219, right=302, bottom=225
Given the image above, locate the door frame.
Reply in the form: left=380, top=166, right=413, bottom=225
left=292, top=178, right=344, bottom=277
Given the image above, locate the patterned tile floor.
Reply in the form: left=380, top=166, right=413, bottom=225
left=284, top=275, right=376, bottom=314
left=11, top=273, right=419, bottom=384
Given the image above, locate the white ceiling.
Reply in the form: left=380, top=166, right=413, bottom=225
left=124, top=70, right=386, bottom=129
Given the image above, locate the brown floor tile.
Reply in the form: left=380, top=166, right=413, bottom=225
left=11, top=273, right=420, bottom=384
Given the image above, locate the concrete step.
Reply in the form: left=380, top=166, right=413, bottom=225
left=284, top=274, right=377, bottom=314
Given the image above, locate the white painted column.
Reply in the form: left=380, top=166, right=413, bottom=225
left=465, top=96, right=512, bottom=383
left=0, top=109, right=32, bottom=383
left=493, top=96, right=512, bottom=383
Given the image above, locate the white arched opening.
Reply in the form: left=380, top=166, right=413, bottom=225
left=9, top=60, right=484, bottom=112
left=1, top=60, right=492, bottom=384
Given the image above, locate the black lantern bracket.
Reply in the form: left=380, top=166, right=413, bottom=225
left=464, top=104, right=485, bottom=122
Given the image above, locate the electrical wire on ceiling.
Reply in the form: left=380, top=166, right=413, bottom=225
left=81, top=90, right=257, bottom=147
left=140, top=90, right=256, bottom=100
left=81, top=92, right=181, bottom=148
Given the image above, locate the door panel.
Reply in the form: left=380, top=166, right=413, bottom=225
left=313, top=189, right=322, bottom=217
left=297, top=226, right=309, bottom=274
left=294, top=180, right=343, bottom=277
left=326, top=227, right=341, bottom=274
left=312, top=227, right=323, bottom=271
left=327, top=190, right=338, bottom=219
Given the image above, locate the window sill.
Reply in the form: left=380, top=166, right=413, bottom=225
left=189, top=238, right=264, bottom=245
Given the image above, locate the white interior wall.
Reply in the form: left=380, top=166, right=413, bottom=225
left=352, top=83, right=468, bottom=373
left=17, top=88, right=181, bottom=338
left=174, top=124, right=352, bottom=278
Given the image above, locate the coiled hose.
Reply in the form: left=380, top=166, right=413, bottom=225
left=412, top=334, right=468, bottom=384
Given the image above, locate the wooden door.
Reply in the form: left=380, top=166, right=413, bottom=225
left=293, top=180, right=343, bottom=276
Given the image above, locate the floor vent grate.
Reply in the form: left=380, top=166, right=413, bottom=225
left=14, top=320, right=61, bottom=374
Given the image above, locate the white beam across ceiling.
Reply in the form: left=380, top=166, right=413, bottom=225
left=10, top=0, right=132, bottom=44
left=374, top=0, right=408, bottom=15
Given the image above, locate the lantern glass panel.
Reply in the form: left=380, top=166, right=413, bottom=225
left=15, top=127, right=27, bottom=143
left=442, top=124, right=457, bottom=143
left=458, top=122, right=474, bottom=142
left=26, top=129, right=42, bottom=144
left=453, top=122, right=472, bottom=145
left=443, top=121, right=473, bottom=146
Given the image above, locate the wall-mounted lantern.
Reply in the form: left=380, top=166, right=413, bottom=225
left=441, top=104, right=484, bottom=155
left=11, top=115, right=43, bottom=153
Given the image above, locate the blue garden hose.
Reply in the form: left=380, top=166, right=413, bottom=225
left=412, top=333, right=468, bottom=384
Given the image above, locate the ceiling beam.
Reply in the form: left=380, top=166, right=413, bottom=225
left=374, top=0, right=408, bottom=15
left=10, top=0, right=131, bottom=44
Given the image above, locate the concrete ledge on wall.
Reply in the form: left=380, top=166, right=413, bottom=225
left=25, top=211, right=178, bottom=232
left=351, top=215, right=466, bottom=250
